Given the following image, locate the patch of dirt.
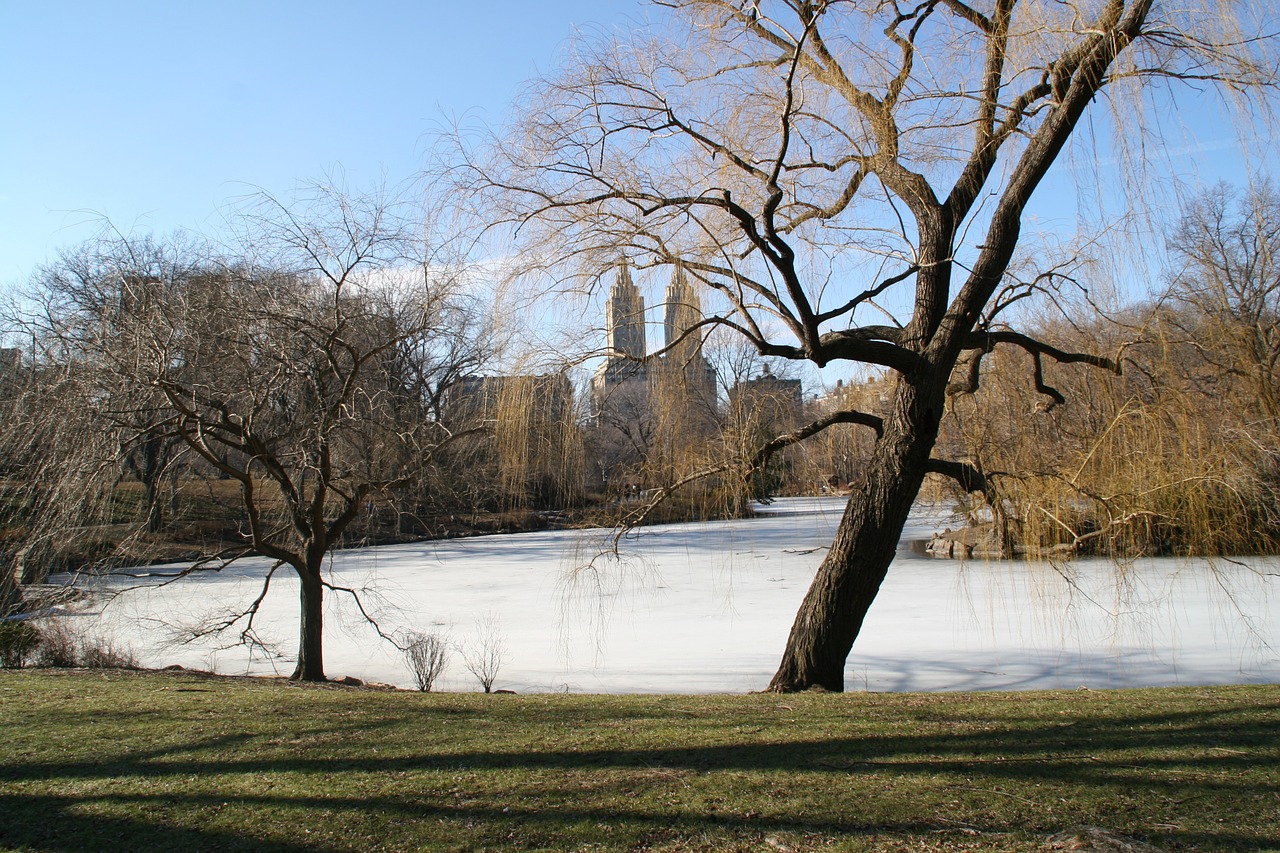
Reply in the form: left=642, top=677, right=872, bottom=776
left=1048, top=827, right=1168, bottom=852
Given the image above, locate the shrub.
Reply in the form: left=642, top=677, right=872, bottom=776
left=403, top=630, right=450, bottom=692
left=31, top=617, right=138, bottom=669
left=461, top=616, right=506, bottom=694
left=0, top=620, right=41, bottom=668
left=78, top=637, right=139, bottom=670
left=32, top=618, right=79, bottom=667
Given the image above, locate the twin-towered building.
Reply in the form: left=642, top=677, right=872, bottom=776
left=450, top=261, right=809, bottom=498
left=590, top=261, right=719, bottom=424
left=587, top=261, right=722, bottom=488
left=588, top=261, right=808, bottom=491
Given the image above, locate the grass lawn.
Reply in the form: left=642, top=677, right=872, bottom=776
left=1, top=670, right=1276, bottom=852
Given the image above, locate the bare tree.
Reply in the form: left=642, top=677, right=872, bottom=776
left=0, top=316, right=131, bottom=590
left=459, top=0, right=1277, bottom=690
left=403, top=630, right=451, bottom=692
left=12, top=184, right=495, bottom=682
left=461, top=614, right=507, bottom=693
left=1166, top=179, right=1280, bottom=425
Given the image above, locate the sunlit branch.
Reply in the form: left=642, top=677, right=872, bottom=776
left=815, top=265, right=920, bottom=324
left=925, top=458, right=990, bottom=494
left=751, top=409, right=885, bottom=473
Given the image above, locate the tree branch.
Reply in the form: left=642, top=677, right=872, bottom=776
left=949, top=328, right=1122, bottom=408
left=925, top=458, right=989, bottom=494
left=751, top=409, right=885, bottom=473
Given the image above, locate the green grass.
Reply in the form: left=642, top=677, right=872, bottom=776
left=1, top=671, right=1277, bottom=852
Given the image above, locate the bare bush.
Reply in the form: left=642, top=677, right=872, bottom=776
left=31, top=617, right=138, bottom=669
left=461, top=616, right=506, bottom=693
left=0, top=620, right=41, bottom=668
left=403, top=630, right=451, bottom=692
left=33, top=618, right=79, bottom=667
left=78, top=637, right=139, bottom=670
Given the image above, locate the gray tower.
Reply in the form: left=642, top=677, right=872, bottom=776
left=605, top=260, right=646, bottom=360
left=663, top=263, right=703, bottom=359
left=659, top=263, right=718, bottom=416
left=592, top=261, right=651, bottom=420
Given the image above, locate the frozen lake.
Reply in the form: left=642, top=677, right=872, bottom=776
left=66, top=497, right=1279, bottom=693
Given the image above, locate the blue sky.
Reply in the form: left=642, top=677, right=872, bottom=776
left=1, top=1, right=1273, bottom=295
left=0, top=1, right=644, bottom=286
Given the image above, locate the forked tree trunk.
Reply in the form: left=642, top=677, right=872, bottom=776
left=768, top=376, right=946, bottom=692
left=291, top=566, right=326, bottom=682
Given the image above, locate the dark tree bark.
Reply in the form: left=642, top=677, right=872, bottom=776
left=292, top=564, right=325, bottom=682
left=768, top=373, right=945, bottom=691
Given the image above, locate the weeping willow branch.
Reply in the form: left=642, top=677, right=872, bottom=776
left=609, top=461, right=738, bottom=539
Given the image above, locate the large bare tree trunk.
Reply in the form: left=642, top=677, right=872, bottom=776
left=291, top=567, right=325, bottom=682
left=768, top=376, right=945, bottom=692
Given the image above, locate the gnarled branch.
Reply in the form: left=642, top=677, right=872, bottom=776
left=949, top=329, right=1122, bottom=409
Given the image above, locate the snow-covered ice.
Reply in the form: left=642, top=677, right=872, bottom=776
left=65, top=497, right=1279, bottom=693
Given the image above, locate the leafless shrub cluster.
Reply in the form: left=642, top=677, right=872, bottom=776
left=461, top=616, right=507, bottom=694
left=0, top=620, right=40, bottom=668
left=14, top=616, right=139, bottom=670
left=402, top=630, right=451, bottom=692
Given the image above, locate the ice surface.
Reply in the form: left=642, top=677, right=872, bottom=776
left=62, top=497, right=1279, bottom=693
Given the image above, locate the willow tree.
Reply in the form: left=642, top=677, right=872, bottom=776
left=463, top=0, right=1277, bottom=690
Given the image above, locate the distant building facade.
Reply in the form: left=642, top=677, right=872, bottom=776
left=590, top=261, right=650, bottom=419
left=589, top=262, right=721, bottom=490
left=443, top=372, right=580, bottom=508
left=589, top=262, right=717, bottom=416
left=446, top=373, right=573, bottom=425
left=446, top=261, right=821, bottom=499
left=727, top=364, right=804, bottom=433
left=805, top=375, right=894, bottom=490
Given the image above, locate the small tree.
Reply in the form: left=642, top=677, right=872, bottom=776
left=13, top=184, right=495, bottom=682
left=461, top=615, right=506, bottom=693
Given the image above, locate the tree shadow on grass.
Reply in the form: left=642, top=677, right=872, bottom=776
left=3, top=699, right=1277, bottom=851
left=0, top=793, right=341, bottom=853
left=2, top=785, right=1274, bottom=853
